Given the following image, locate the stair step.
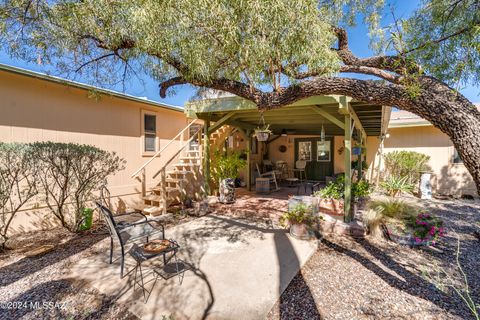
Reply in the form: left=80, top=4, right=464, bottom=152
left=180, top=156, right=200, bottom=159
left=166, top=170, right=192, bottom=175
left=151, top=187, right=180, bottom=193
left=166, top=178, right=187, bottom=184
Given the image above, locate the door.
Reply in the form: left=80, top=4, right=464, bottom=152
left=294, top=137, right=334, bottom=181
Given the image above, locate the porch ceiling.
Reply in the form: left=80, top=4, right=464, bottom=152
left=186, top=95, right=385, bottom=136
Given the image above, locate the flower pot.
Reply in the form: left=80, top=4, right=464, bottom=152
left=219, top=178, right=236, bottom=204
left=290, top=223, right=311, bottom=240
left=255, top=131, right=270, bottom=142
left=317, top=198, right=344, bottom=216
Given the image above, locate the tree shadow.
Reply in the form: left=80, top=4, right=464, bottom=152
left=210, top=215, right=321, bottom=319
left=321, top=237, right=472, bottom=319
left=0, top=232, right=107, bottom=287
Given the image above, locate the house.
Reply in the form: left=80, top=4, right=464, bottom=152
left=380, top=109, right=478, bottom=197
left=1, top=63, right=477, bottom=233
left=0, top=64, right=190, bottom=232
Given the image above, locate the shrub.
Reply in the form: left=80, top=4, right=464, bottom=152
left=279, top=203, right=315, bottom=227
left=408, top=212, right=445, bottom=245
left=383, top=151, right=431, bottom=185
left=364, top=199, right=418, bottom=238
left=31, top=142, right=126, bottom=232
left=380, top=175, right=414, bottom=197
left=0, top=143, right=38, bottom=249
left=314, top=175, right=371, bottom=200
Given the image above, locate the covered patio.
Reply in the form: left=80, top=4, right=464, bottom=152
left=186, top=95, right=391, bottom=221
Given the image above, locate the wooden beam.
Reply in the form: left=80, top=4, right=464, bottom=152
left=224, top=119, right=256, bottom=131
left=311, top=106, right=345, bottom=129
left=337, top=95, right=351, bottom=115
left=246, top=130, right=252, bottom=191
left=344, top=114, right=353, bottom=222
left=208, top=111, right=236, bottom=134
left=349, top=107, right=367, bottom=140
left=203, top=120, right=211, bottom=195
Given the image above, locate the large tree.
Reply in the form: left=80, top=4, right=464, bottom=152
left=1, top=0, right=479, bottom=193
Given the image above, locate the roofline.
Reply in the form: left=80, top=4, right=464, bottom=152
left=0, top=63, right=184, bottom=112
left=389, top=121, right=432, bottom=128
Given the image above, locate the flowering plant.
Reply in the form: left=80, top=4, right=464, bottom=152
left=409, top=212, right=445, bottom=245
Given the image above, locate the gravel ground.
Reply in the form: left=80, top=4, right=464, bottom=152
left=267, top=197, right=480, bottom=320
left=0, top=211, right=199, bottom=320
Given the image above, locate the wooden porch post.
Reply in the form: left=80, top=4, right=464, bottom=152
left=246, top=129, right=252, bottom=191
left=344, top=114, right=353, bottom=222
left=203, top=119, right=211, bottom=195
left=358, top=134, right=363, bottom=180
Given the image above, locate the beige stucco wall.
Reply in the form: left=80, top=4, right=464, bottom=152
left=0, top=70, right=188, bottom=233
left=378, top=126, right=476, bottom=196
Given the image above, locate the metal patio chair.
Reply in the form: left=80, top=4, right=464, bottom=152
left=95, top=202, right=167, bottom=278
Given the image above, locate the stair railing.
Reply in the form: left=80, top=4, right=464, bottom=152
left=152, top=126, right=203, bottom=214
left=131, top=119, right=201, bottom=198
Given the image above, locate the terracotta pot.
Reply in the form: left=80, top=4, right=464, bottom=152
left=290, top=223, right=310, bottom=240
left=317, top=198, right=344, bottom=215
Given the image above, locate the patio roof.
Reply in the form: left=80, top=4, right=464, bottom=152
left=186, top=95, right=391, bottom=137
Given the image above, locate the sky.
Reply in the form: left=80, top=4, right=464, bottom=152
left=0, top=0, right=478, bottom=107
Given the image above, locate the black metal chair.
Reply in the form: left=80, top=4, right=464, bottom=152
left=95, top=202, right=166, bottom=278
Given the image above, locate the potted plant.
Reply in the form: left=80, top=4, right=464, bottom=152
left=211, top=151, right=247, bottom=203
left=314, top=175, right=345, bottom=215
left=254, top=124, right=271, bottom=142
left=279, top=203, right=316, bottom=239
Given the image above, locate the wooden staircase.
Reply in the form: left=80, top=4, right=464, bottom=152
left=141, top=143, right=202, bottom=215
left=132, top=121, right=235, bottom=216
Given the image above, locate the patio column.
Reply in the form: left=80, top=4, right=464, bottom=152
left=246, top=129, right=252, bottom=191
left=203, top=119, right=211, bottom=195
left=344, top=114, right=353, bottom=222
left=358, top=133, right=363, bottom=180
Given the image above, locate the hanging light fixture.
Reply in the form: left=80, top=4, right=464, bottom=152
left=320, top=122, right=326, bottom=156
left=281, top=129, right=287, bottom=137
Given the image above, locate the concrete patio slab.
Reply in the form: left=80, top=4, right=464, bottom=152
left=71, top=214, right=317, bottom=320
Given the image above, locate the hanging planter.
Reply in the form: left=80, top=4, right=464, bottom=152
left=254, top=112, right=271, bottom=142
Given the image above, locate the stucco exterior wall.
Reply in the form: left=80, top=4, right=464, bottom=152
left=381, top=126, right=476, bottom=196
left=0, top=70, right=188, bottom=233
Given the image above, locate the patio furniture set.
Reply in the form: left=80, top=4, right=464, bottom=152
left=255, top=160, right=318, bottom=195
left=95, top=202, right=188, bottom=301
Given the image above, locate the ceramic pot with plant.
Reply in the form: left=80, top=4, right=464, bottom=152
left=279, top=203, right=315, bottom=239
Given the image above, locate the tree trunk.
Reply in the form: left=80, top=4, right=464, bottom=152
left=250, top=76, right=480, bottom=195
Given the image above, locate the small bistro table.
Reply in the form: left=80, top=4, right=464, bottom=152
left=128, top=240, right=182, bottom=301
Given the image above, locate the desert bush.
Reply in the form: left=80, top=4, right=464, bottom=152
left=364, top=199, right=418, bottom=238
left=0, top=143, right=38, bottom=249
left=380, top=175, right=414, bottom=197
left=31, top=142, right=125, bottom=232
left=383, top=151, right=431, bottom=185
left=315, top=175, right=371, bottom=200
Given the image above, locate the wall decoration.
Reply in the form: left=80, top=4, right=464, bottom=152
left=279, top=145, right=287, bottom=153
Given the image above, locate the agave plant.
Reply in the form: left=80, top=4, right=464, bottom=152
left=380, top=176, right=414, bottom=197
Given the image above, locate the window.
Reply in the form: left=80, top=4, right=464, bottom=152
left=143, top=112, right=157, bottom=153
left=453, top=148, right=463, bottom=164
left=298, top=141, right=312, bottom=161
left=317, top=140, right=331, bottom=162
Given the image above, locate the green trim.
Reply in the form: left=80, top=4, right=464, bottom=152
left=388, top=121, right=431, bottom=128
left=344, top=114, right=352, bottom=222
left=0, top=63, right=183, bottom=113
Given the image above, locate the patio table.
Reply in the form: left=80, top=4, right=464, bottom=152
left=129, top=240, right=182, bottom=302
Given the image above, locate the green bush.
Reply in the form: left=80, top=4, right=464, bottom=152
left=279, top=202, right=315, bottom=227
left=314, top=175, right=371, bottom=200
left=211, top=150, right=246, bottom=187
left=380, top=175, right=414, bottom=197
left=31, top=142, right=126, bottom=232
left=383, top=151, right=431, bottom=185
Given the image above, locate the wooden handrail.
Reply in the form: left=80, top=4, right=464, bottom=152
left=131, top=119, right=200, bottom=178
left=152, top=128, right=202, bottom=179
